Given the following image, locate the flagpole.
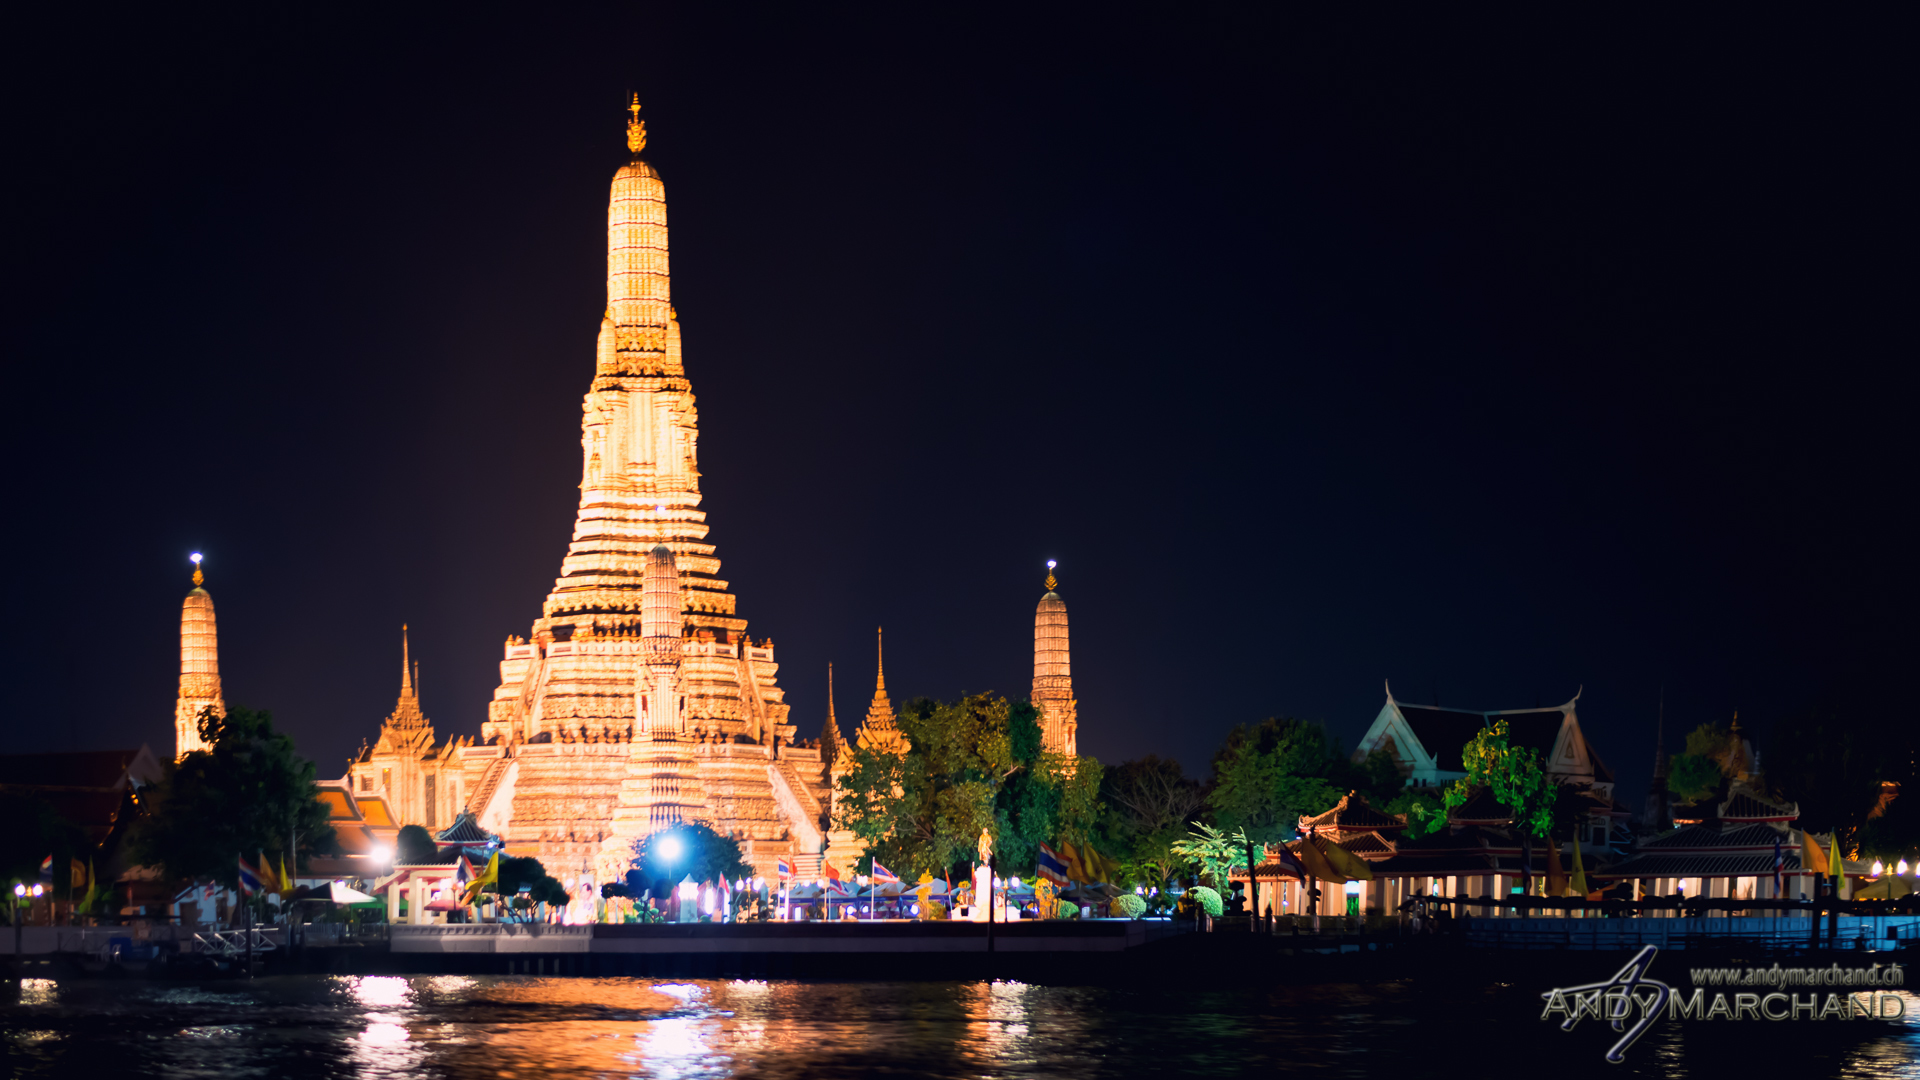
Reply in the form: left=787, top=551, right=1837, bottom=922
left=244, top=875, right=254, bottom=979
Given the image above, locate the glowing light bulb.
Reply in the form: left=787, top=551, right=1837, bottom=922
left=1046, top=560, right=1056, bottom=569
left=189, top=552, right=203, bottom=565
left=656, top=834, right=683, bottom=863
left=1900, top=860, right=1910, bottom=875
left=1873, top=860, right=1885, bottom=877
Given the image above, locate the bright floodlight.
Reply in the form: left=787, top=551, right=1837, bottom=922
left=190, top=552, right=203, bottom=564
left=1046, top=559, right=1056, bottom=569
left=1874, top=860, right=1886, bottom=877
left=1902, top=860, right=1911, bottom=875
left=657, top=834, right=683, bottom=863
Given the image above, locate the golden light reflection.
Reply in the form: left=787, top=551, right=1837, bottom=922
left=358, top=1022, right=409, bottom=1047
left=19, top=978, right=57, bottom=1006
left=349, top=975, right=414, bottom=1009
left=962, top=980, right=1036, bottom=1069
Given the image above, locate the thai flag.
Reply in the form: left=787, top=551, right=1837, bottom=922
left=777, top=857, right=793, bottom=881
left=456, top=856, right=473, bottom=890
left=236, top=855, right=266, bottom=898
left=1036, top=843, right=1070, bottom=885
left=871, top=860, right=900, bottom=884
left=38, top=854, right=53, bottom=880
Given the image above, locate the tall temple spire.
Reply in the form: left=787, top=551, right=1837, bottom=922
left=1644, top=685, right=1669, bottom=830
left=174, top=553, right=225, bottom=759
left=820, top=663, right=842, bottom=767
left=381, top=625, right=429, bottom=731
left=859, top=628, right=899, bottom=744
left=400, top=624, right=414, bottom=697
left=1032, top=561, right=1078, bottom=757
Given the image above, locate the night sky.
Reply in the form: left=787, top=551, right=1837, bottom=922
left=6, top=8, right=1906, bottom=816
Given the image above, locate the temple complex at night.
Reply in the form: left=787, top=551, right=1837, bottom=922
left=167, top=104, right=1084, bottom=893
left=337, top=100, right=835, bottom=886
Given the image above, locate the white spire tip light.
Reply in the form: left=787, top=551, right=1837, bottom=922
left=1047, top=560, right=1056, bottom=569
left=190, top=552, right=203, bottom=565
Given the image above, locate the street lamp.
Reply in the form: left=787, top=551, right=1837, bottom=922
left=12, top=883, right=43, bottom=962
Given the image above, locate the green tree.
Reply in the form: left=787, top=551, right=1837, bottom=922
left=1207, top=717, right=1346, bottom=843
left=836, top=694, right=1102, bottom=879
left=395, top=824, right=438, bottom=864
left=629, top=821, right=750, bottom=894
left=1667, top=721, right=1742, bottom=804
left=1383, top=787, right=1447, bottom=839
left=128, top=707, right=336, bottom=885
left=1098, top=755, right=1204, bottom=887
left=1169, top=823, right=1248, bottom=888
left=1441, top=718, right=1557, bottom=839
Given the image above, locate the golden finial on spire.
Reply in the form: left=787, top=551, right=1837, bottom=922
left=626, top=93, right=647, bottom=154
left=190, top=552, right=204, bottom=587
left=1044, top=559, right=1057, bottom=591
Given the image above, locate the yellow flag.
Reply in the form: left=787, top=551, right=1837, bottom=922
left=1829, top=834, right=1846, bottom=898
left=1801, top=831, right=1828, bottom=875
left=77, top=858, right=99, bottom=913
left=278, top=856, right=295, bottom=893
left=1294, top=838, right=1349, bottom=883
left=464, top=852, right=500, bottom=903
left=1315, top=836, right=1375, bottom=881
left=1570, top=839, right=1589, bottom=898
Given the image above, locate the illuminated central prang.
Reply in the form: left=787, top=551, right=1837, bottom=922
left=345, top=103, right=833, bottom=886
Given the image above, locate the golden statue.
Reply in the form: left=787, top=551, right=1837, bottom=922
left=977, top=828, right=993, bottom=866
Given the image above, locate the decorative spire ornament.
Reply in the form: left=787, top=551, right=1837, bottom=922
left=190, top=551, right=204, bottom=587
left=1044, top=559, right=1057, bottom=592
left=626, top=93, right=647, bottom=154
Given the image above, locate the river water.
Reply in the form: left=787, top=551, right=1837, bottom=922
left=5, top=972, right=1919, bottom=1078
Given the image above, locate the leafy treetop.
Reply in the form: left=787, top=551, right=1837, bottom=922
left=128, top=707, right=337, bottom=885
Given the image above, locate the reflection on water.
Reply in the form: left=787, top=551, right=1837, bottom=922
left=4, top=974, right=1920, bottom=1078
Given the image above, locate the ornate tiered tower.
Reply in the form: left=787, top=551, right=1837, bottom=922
left=1032, top=562, right=1078, bottom=756
left=442, top=99, right=825, bottom=885
left=351, top=627, right=471, bottom=829
left=174, top=553, right=224, bottom=759
left=855, top=627, right=905, bottom=754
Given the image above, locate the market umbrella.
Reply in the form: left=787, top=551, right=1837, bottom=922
left=1854, top=876, right=1913, bottom=900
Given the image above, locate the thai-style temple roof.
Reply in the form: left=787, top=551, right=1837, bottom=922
left=0, top=747, right=162, bottom=790
left=0, top=746, right=162, bottom=849
left=433, top=811, right=497, bottom=850
left=1298, top=791, right=1406, bottom=834
left=1446, top=788, right=1512, bottom=825
left=1719, top=787, right=1798, bottom=822
left=356, top=796, right=397, bottom=829
left=1596, top=852, right=1806, bottom=879
left=1639, top=821, right=1792, bottom=852
left=1353, top=684, right=1611, bottom=793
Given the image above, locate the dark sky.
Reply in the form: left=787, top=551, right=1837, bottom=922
left=5, top=7, right=1908, bottom=816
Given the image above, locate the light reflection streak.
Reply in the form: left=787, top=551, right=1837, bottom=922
left=18, top=978, right=56, bottom=1006
left=962, top=980, right=1035, bottom=1069
left=345, top=975, right=428, bottom=1078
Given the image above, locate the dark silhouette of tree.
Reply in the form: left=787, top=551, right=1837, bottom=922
left=128, top=707, right=336, bottom=885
